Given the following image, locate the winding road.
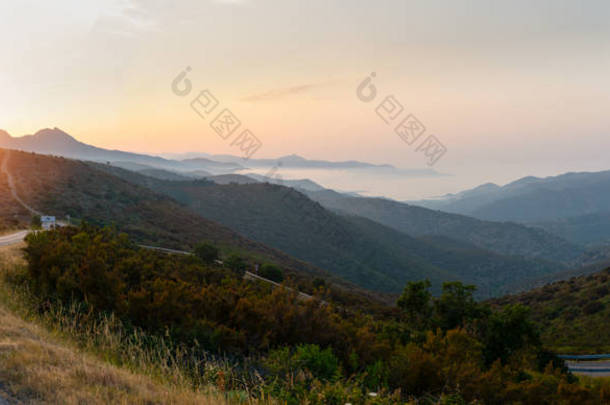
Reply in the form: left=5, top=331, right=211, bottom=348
left=0, top=230, right=28, bottom=247
left=565, top=361, right=610, bottom=377
left=559, top=354, right=610, bottom=377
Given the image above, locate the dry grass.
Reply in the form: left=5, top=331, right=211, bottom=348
left=0, top=244, right=252, bottom=405
left=0, top=243, right=24, bottom=263
left=0, top=306, right=232, bottom=404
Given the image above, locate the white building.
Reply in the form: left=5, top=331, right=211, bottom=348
left=41, top=216, right=56, bottom=230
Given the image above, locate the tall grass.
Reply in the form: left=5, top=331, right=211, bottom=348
left=0, top=247, right=271, bottom=404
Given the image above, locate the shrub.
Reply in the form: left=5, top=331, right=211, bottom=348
left=193, top=242, right=219, bottom=264
left=582, top=300, right=604, bottom=315
left=31, top=215, right=42, bottom=229
left=293, top=344, right=341, bottom=381
left=224, top=254, right=247, bottom=276
left=259, top=263, right=284, bottom=283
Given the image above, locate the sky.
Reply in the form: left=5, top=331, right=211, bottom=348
left=1, top=0, right=610, bottom=199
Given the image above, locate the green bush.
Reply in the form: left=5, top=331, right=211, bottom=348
left=259, top=263, right=284, bottom=283
left=224, top=253, right=247, bottom=276
left=293, top=344, right=341, bottom=381
left=193, top=242, right=219, bottom=264
left=31, top=215, right=42, bottom=229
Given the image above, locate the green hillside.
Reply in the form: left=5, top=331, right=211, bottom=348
left=491, top=267, right=610, bottom=353
left=534, top=212, right=610, bottom=246
left=305, top=189, right=583, bottom=263
left=94, top=166, right=566, bottom=297
left=3, top=149, right=380, bottom=303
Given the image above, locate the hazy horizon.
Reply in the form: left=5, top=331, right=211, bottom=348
left=4, top=125, right=610, bottom=201
left=2, top=0, right=610, bottom=198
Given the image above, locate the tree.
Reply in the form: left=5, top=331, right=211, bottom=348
left=225, top=254, right=247, bottom=276
left=397, top=280, right=432, bottom=326
left=293, top=344, right=341, bottom=381
left=31, top=215, right=42, bottom=229
left=435, top=282, right=482, bottom=331
left=482, top=304, right=540, bottom=365
left=259, top=263, right=284, bottom=283
left=193, top=242, right=219, bottom=264
left=313, top=277, right=326, bottom=290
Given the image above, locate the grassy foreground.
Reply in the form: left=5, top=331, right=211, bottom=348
left=0, top=243, right=246, bottom=405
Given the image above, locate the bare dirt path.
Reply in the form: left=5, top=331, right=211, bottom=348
left=0, top=150, right=42, bottom=216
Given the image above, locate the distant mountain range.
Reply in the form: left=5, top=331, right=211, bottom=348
left=411, top=171, right=610, bottom=222
left=0, top=127, right=420, bottom=176
left=162, top=151, right=399, bottom=171
left=0, top=127, right=180, bottom=169
left=410, top=171, right=610, bottom=246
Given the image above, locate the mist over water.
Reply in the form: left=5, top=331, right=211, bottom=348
left=239, top=166, right=458, bottom=200
left=239, top=158, right=610, bottom=201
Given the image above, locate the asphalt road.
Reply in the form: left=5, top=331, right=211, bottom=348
left=566, top=360, right=610, bottom=377
left=0, top=230, right=28, bottom=247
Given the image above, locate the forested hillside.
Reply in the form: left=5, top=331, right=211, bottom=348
left=305, top=189, right=583, bottom=263
left=491, top=268, right=610, bottom=354
left=2, top=149, right=374, bottom=300
left=534, top=212, right=610, bottom=246
left=92, top=165, right=566, bottom=297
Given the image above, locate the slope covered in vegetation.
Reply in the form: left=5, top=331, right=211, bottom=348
left=306, top=189, right=583, bottom=263
left=11, top=224, right=610, bottom=403
left=2, top=149, right=381, bottom=303
left=534, top=212, right=610, bottom=246
left=0, top=242, right=234, bottom=404
left=98, top=169, right=564, bottom=297
left=3, top=151, right=564, bottom=298
left=492, top=267, right=610, bottom=354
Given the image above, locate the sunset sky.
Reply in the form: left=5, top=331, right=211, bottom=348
left=1, top=0, right=610, bottom=198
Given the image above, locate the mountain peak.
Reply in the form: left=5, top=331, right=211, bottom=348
left=33, top=127, right=77, bottom=142
left=505, top=175, right=541, bottom=189
left=477, top=182, right=500, bottom=189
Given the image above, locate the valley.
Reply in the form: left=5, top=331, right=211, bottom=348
left=1, top=130, right=610, bottom=403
